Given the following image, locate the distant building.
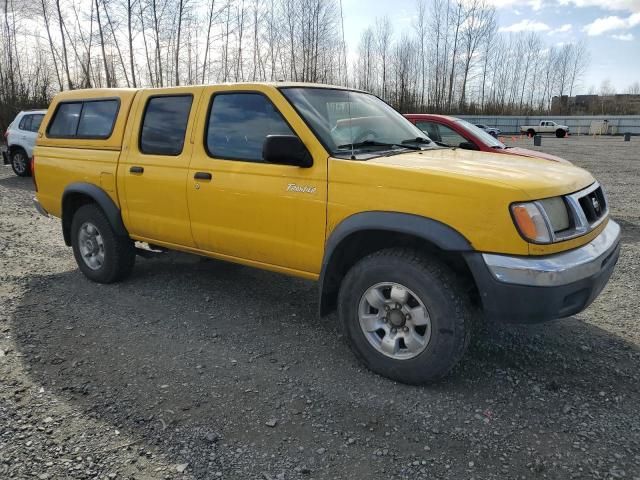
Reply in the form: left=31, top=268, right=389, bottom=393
left=552, top=94, right=640, bottom=115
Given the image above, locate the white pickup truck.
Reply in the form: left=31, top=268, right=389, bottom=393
left=520, top=121, right=569, bottom=138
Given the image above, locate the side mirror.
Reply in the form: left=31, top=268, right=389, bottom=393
left=459, top=141, right=479, bottom=151
left=263, top=135, right=312, bottom=168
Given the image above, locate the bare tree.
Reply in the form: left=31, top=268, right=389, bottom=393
left=414, top=0, right=428, bottom=107
left=568, top=41, right=589, bottom=97
left=127, top=0, right=137, bottom=87
left=55, top=0, right=73, bottom=89
left=374, top=16, right=392, bottom=98
left=458, top=0, right=495, bottom=109
left=201, top=0, right=217, bottom=83
left=40, top=0, right=63, bottom=91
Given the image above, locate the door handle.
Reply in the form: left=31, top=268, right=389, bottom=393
left=130, top=166, right=144, bottom=174
left=194, top=172, right=212, bottom=180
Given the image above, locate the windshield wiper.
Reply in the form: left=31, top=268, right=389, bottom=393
left=401, top=137, right=431, bottom=145
left=337, top=140, right=422, bottom=151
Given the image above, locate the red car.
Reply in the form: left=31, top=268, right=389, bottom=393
left=404, top=114, right=569, bottom=164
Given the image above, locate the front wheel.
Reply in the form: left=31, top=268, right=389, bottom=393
left=71, top=204, right=135, bottom=283
left=338, top=249, right=470, bottom=384
left=10, top=149, right=31, bottom=177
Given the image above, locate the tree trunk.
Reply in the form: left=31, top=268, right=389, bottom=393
left=95, top=0, right=111, bottom=87
left=128, top=0, right=137, bottom=87
left=175, top=0, right=184, bottom=85
left=56, top=0, right=73, bottom=89
left=40, top=0, right=63, bottom=91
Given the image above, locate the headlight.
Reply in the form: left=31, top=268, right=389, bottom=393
left=539, top=197, right=570, bottom=232
left=511, top=202, right=552, bottom=243
left=511, top=198, right=571, bottom=243
left=512, top=184, right=608, bottom=244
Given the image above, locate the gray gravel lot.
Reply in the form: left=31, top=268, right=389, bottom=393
left=1, top=136, right=639, bottom=479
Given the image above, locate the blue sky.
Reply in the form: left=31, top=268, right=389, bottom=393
left=341, top=0, right=640, bottom=93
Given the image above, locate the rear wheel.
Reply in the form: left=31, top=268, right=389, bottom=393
left=527, top=129, right=536, bottom=137
left=338, top=248, right=471, bottom=384
left=71, top=204, right=135, bottom=283
left=556, top=129, right=566, bottom=138
left=10, top=149, right=31, bottom=177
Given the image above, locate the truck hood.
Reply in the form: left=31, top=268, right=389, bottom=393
left=365, top=148, right=594, bottom=199
left=502, top=146, right=571, bottom=164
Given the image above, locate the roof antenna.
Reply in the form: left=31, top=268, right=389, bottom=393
left=347, top=90, right=355, bottom=160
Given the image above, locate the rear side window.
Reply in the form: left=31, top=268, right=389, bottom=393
left=77, top=101, right=118, bottom=137
left=30, top=114, right=44, bottom=132
left=18, top=115, right=32, bottom=131
left=18, top=114, right=43, bottom=132
left=47, top=100, right=118, bottom=139
left=206, top=93, right=294, bottom=162
left=140, top=95, right=193, bottom=156
left=48, top=103, right=82, bottom=137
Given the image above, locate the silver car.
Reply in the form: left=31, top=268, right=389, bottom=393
left=3, top=110, right=46, bottom=177
left=475, top=124, right=501, bottom=138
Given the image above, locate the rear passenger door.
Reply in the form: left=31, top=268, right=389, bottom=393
left=17, top=114, right=44, bottom=157
left=119, top=88, right=202, bottom=247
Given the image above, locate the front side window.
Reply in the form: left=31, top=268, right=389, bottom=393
left=435, top=124, right=469, bottom=147
left=206, top=93, right=294, bottom=162
left=415, top=121, right=441, bottom=141
left=281, top=87, right=434, bottom=158
left=140, top=95, right=193, bottom=156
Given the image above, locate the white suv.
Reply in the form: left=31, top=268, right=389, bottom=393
left=3, top=110, right=46, bottom=177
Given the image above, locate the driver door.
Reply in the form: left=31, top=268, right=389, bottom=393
left=187, top=86, right=328, bottom=276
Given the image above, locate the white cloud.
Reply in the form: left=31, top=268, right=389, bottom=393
left=559, top=0, right=640, bottom=13
left=611, top=32, right=635, bottom=40
left=583, top=12, right=640, bottom=35
left=487, top=0, right=640, bottom=13
left=499, top=19, right=551, bottom=32
left=486, top=0, right=544, bottom=10
left=549, top=23, right=573, bottom=34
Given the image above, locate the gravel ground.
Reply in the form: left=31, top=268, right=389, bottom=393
left=1, top=136, right=639, bottom=480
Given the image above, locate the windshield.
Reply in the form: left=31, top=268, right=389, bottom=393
left=280, top=87, right=434, bottom=156
left=455, top=119, right=505, bottom=148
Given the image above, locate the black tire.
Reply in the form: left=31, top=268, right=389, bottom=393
left=338, top=248, right=471, bottom=385
left=10, top=148, right=31, bottom=177
left=527, top=129, right=536, bottom=138
left=556, top=129, right=566, bottom=138
left=70, top=204, right=135, bottom=283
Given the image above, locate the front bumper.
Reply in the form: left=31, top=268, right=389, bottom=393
left=466, top=220, right=621, bottom=323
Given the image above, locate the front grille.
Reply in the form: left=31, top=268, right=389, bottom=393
left=578, top=186, right=607, bottom=224
left=551, top=182, right=608, bottom=242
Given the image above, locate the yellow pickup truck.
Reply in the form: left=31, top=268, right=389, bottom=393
left=32, top=83, right=620, bottom=384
